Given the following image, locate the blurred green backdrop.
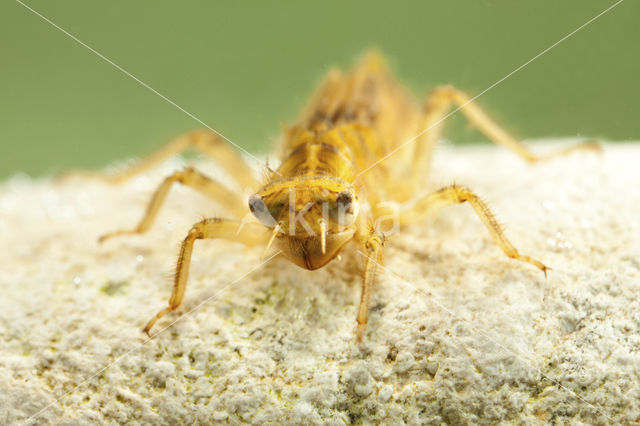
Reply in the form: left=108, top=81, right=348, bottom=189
left=1, top=0, right=638, bottom=178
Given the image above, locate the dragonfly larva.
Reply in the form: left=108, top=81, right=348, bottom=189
left=81, top=51, right=597, bottom=341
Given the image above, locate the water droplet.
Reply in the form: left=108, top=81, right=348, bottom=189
left=543, top=200, right=556, bottom=211
left=136, top=255, right=144, bottom=263
left=73, top=276, right=82, bottom=284
left=580, top=219, right=591, bottom=228
left=547, top=238, right=556, bottom=247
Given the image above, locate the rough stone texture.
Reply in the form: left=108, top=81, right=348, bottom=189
left=1, top=141, right=639, bottom=425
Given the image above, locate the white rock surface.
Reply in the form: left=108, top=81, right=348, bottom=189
left=1, top=142, right=639, bottom=425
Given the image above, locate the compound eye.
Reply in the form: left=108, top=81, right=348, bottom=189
left=336, top=191, right=353, bottom=210
left=248, top=194, right=277, bottom=227
left=331, top=190, right=359, bottom=226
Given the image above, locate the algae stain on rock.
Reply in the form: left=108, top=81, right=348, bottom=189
left=100, top=280, right=130, bottom=296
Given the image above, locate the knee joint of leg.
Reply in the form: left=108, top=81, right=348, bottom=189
left=187, top=227, right=203, bottom=239
left=193, top=130, right=221, bottom=148
left=449, top=184, right=470, bottom=203
left=430, top=85, right=456, bottom=98
left=366, top=231, right=385, bottom=251
left=174, top=167, right=196, bottom=183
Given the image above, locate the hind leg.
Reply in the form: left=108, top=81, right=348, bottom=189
left=412, top=85, right=599, bottom=181
left=62, top=129, right=259, bottom=189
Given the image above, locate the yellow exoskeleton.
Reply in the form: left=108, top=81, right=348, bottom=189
left=86, top=52, right=597, bottom=341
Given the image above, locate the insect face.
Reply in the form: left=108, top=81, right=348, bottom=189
left=249, top=176, right=360, bottom=270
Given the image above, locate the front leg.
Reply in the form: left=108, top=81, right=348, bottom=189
left=143, top=219, right=269, bottom=335
left=356, top=228, right=385, bottom=342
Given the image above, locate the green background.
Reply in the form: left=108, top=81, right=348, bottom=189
left=1, top=1, right=638, bottom=179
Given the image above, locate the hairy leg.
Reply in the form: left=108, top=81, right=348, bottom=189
left=356, top=228, right=385, bottom=342
left=63, top=129, right=259, bottom=189
left=143, top=219, right=269, bottom=335
left=401, top=184, right=548, bottom=275
left=100, top=167, right=247, bottom=242
left=412, top=85, right=599, bottom=181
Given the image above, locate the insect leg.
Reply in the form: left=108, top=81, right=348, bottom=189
left=413, top=85, right=599, bottom=179
left=356, top=230, right=384, bottom=342
left=63, top=129, right=259, bottom=189
left=401, top=184, right=548, bottom=275
left=99, top=167, right=245, bottom=242
left=143, top=219, right=269, bottom=335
